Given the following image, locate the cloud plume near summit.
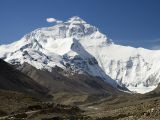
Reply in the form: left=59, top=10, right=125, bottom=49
left=46, top=18, right=62, bottom=23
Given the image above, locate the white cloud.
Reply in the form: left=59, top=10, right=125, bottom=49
left=56, top=20, right=63, bottom=24
left=46, top=18, right=63, bottom=24
left=46, top=18, right=57, bottom=23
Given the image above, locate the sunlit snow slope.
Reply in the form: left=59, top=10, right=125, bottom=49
left=0, top=16, right=160, bottom=93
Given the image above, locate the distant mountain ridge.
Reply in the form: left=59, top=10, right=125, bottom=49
left=0, top=16, right=160, bottom=93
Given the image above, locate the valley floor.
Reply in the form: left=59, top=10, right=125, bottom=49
left=0, top=90, right=160, bottom=120
left=83, top=95, right=160, bottom=120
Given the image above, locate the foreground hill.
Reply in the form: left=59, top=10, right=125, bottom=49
left=18, top=62, right=122, bottom=104
left=0, top=59, right=47, bottom=95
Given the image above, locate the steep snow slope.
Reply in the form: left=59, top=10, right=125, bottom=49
left=84, top=44, right=160, bottom=93
left=0, top=16, right=160, bottom=93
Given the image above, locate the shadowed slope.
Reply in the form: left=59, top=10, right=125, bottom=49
left=0, top=59, right=48, bottom=95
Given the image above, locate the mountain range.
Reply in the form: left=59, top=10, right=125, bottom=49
left=0, top=16, right=160, bottom=93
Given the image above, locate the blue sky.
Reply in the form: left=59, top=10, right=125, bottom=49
left=0, top=0, right=160, bottom=49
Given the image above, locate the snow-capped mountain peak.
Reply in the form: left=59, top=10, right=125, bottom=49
left=67, top=16, right=87, bottom=24
left=0, top=16, right=160, bottom=93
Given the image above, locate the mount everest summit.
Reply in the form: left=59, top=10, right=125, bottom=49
left=0, top=16, right=160, bottom=93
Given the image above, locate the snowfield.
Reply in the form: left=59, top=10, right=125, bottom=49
left=0, top=16, right=160, bottom=93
